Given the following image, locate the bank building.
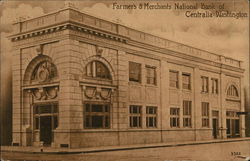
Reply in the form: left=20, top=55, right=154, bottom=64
left=10, top=3, right=246, bottom=148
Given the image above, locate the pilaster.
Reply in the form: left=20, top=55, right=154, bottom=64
left=12, top=48, right=22, bottom=145
left=193, top=67, right=201, bottom=140
left=220, top=73, right=227, bottom=138
left=240, top=77, right=246, bottom=137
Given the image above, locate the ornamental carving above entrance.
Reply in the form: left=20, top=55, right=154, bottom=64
left=31, top=61, right=57, bottom=84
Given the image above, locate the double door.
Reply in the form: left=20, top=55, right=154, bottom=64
left=226, top=119, right=240, bottom=138
left=34, top=103, right=58, bottom=146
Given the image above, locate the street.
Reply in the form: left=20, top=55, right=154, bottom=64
left=1, top=141, right=250, bottom=161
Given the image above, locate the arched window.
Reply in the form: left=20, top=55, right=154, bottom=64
left=31, top=61, right=57, bottom=83
left=227, top=85, right=239, bottom=97
left=86, top=61, right=111, bottom=80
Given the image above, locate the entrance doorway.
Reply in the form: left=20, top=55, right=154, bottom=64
left=212, top=110, right=219, bottom=139
left=226, top=119, right=240, bottom=138
left=226, top=111, right=240, bottom=138
left=212, top=118, right=218, bottom=139
left=33, top=103, right=58, bottom=146
left=40, top=116, right=52, bottom=145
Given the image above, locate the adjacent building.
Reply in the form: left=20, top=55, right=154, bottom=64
left=10, top=4, right=245, bottom=148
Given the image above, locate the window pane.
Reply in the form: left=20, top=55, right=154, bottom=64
left=53, top=104, right=58, bottom=113
left=92, top=116, right=103, bottom=128
left=146, top=66, right=156, bottom=85
left=129, top=62, right=141, bottom=82
left=227, top=85, right=239, bottom=97
left=170, top=71, right=178, bottom=88
left=235, top=119, right=240, bottom=134
left=92, top=104, right=103, bottom=112
left=182, top=74, right=191, bottom=90
left=133, top=116, right=138, bottom=127
left=201, top=76, right=209, bottom=92
left=149, top=117, right=153, bottom=127
left=40, top=105, right=52, bottom=114
left=105, top=116, right=109, bottom=128
left=96, top=61, right=110, bottom=79
left=226, top=119, right=231, bottom=134
left=105, top=105, right=109, bottom=112
left=85, top=116, right=90, bottom=128
left=86, top=61, right=111, bottom=79
left=86, top=62, right=93, bottom=77
left=85, top=104, right=90, bottom=112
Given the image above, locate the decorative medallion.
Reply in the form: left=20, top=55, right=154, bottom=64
left=31, top=61, right=57, bottom=83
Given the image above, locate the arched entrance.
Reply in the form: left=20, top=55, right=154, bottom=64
left=23, top=55, right=59, bottom=146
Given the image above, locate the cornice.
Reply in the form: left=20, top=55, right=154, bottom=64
left=10, top=23, right=128, bottom=44
left=10, top=7, right=243, bottom=71
left=10, top=21, right=245, bottom=74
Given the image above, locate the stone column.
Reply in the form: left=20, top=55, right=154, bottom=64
left=115, top=50, right=128, bottom=145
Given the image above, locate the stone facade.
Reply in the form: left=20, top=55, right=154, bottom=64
left=10, top=4, right=245, bottom=148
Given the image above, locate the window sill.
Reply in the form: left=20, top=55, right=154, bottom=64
left=83, top=77, right=112, bottom=82
left=182, top=89, right=192, bottom=92
left=82, top=128, right=112, bottom=131
left=127, top=128, right=160, bottom=131
left=145, top=84, right=158, bottom=88
left=201, top=127, right=212, bottom=129
left=183, top=126, right=192, bottom=128
left=128, top=81, right=142, bottom=86
left=226, top=97, right=240, bottom=102
left=169, top=87, right=179, bottom=91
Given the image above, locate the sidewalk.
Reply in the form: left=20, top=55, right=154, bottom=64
left=1, top=137, right=250, bottom=154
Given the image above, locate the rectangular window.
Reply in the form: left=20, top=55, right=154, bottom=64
left=129, top=62, right=141, bottom=83
left=146, top=66, right=156, bottom=85
left=201, top=76, right=209, bottom=93
left=183, top=101, right=192, bottom=127
left=146, top=106, right=157, bottom=128
left=129, top=105, right=142, bottom=128
left=201, top=102, right=209, bottom=127
left=170, top=108, right=180, bottom=128
left=84, top=103, right=110, bottom=129
left=211, top=78, right=218, bottom=94
left=182, top=73, right=191, bottom=90
left=170, top=70, right=179, bottom=88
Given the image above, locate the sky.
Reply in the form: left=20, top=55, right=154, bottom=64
left=0, top=0, right=249, bottom=107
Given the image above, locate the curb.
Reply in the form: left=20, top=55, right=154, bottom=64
left=2, top=138, right=250, bottom=154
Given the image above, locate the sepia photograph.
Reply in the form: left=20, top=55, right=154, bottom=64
left=0, top=0, right=249, bottom=160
